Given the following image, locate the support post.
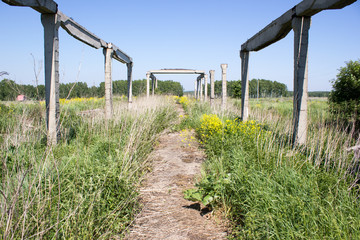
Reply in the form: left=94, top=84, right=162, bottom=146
left=155, top=77, right=158, bottom=89
left=292, top=16, right=311, bottom=145
left=240, top=51, right=250, bottom=121
left=200, top=75, right=203, bottom=102
left=103, top=43, right=113, bottom=119
left=204, top=74, right=208, bottom=102
left=146, top=72, right=150, bottom=98
left=41, top=13, right=60, bottom=145
left=221, top=64, right=228, bottom=110
left=152, top=76, right=155, bottom=96
left=194, top=79, right=198, bottom=99
left=209, top=70, right=215, bottom=106
left=127, top=62, right=133, bottom=106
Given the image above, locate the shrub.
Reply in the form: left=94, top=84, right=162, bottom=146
left=329, top=60, right=360, bottom=130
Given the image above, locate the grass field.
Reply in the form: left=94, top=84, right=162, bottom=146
left=2, top=95, right=360, bottom=239
left=180, top=97, right=360, bottom=239
left=0, top=96, right=177, bottom=239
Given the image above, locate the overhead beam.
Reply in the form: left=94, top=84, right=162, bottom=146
left=112, top=44, right=132, bottom=64
left=58, top=11, right=107, bottom=49
left=241, top=0, right=357, bottom=52
left=148, top=69, right=205, bottom=75
left=2, top=0, right=57, bottom=13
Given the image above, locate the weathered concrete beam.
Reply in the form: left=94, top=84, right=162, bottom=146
left=127, top=62, right=133, bottom=105
left=240, top=51, right=250, bottom=121
left=204, top=74, right=208, bottom=102
left=199, top=75, right=204, bottom=101
left=292, top=16, right=311, bottom=145
left=194, top=79, right=198, bottom=99
left=148, top=69, right=205, bottom=75
left=58, top=11, right=107, bottom=49
left=41, top=13, right=60, bottom=145
left=296, top=0, right=357, bottom=16
left=0, top=71, right=9, bottom=77
left=241, top=0, right=356, bottom=52
left=150, top=74, right=156, bottom=96
left=104, top=43, right=113, bottom=119
left=146, top=72, right=150, bottom=98
left=2, top=0, right=57, bottom=13
left=112, top=44, right=132, bottom=64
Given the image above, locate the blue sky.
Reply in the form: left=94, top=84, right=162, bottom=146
left=1, top=0, right=359, bottom=91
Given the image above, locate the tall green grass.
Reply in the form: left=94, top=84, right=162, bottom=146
left=0, top=96, right=176, bottom=239
left=182, top=97, right=360, bottom=239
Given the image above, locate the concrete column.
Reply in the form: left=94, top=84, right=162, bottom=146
left=41, top=13, right=60, bottom=145
left=155, top=77, right=158, bottom=89
left=146, top=72, right=150, bottom=98
left=194, top=79, right=197, bottom=99
left=209, top=70, right=215, bottom=106
left=292, top=16, right=311, bottom=145
left=200, top=75, right=203, bottom=102
left=221, top=64, right=228, bottom=110
left=197, top=78, right=201, bottom=100
left=103, top=43, right=113, bottom=119
left=204, top=74, right=208, bottom=102
left=127, top=62, right=133, bottom=106
left=152, top=76, right=155, bottom=96
left=240, top=51, right=250, bottom=121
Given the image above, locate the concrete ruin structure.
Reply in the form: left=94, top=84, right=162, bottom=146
left=146, top=69, right=208, bottom=100
left=240, top=0, right=357, bottom=145
left=3, top=0, right=133, bottom=144
left=209, top=70, right=215, bottom=107
left=221, top=64, right=228, bottom=110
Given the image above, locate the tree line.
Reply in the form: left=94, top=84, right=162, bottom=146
left=0, top=79, right=184, bottom=101
left=207, top=79, right=288, bottom=98
left=0, top=77, right=330, bottom=101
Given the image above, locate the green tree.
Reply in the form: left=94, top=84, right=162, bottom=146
left=329, top=60, right=360, bottom=128
left=0, top=79, right=19, bottom=100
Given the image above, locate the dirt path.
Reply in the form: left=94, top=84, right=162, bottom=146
left=125, top=108, right=227, bottom=239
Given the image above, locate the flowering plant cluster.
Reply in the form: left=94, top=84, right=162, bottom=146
left=59, top=97, right=103, bottom=105
left=198, top=114, right=270, bottom=148
left=174, top=96, right=192, bottom=109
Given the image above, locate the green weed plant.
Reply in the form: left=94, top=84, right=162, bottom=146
left=0, top=96, right=176, bottom=239
left=184, top=99, right=360, bottom=239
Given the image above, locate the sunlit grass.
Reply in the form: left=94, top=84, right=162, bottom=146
left=181, top=97, right=360, bottom=239
left=0, top=96, right=177, bottom=239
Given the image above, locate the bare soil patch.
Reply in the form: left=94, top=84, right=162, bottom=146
left=125, top=107, right=227, bottom=240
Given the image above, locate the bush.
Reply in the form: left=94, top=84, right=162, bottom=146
left=329, top=60, right=360, bottom=129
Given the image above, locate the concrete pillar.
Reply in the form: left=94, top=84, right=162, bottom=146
left=152, top=76, right=155, bottom=96
left=103, top=43, right=113, bottom=119
left=155, top=77, right=158, bottom=89
left=292, top=16, right=311, bottom=145
left=209, top=70, right=215, bottom=106
left=204, top=74, right=208, bottom=102
left=146, top=72, right=150, bottom=98
left=200, top=75, right=203, bottom=102
left=194, top=79, right=197, bottom=99
left=127, top=62, right=133, bottom=106
left=240, top=51, right=250, bottom=121
left=221, top=64, right=228, bottom=110
left=197, top=78, right=201, bottom=100
left=41, top=13, right=60, bottom=145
